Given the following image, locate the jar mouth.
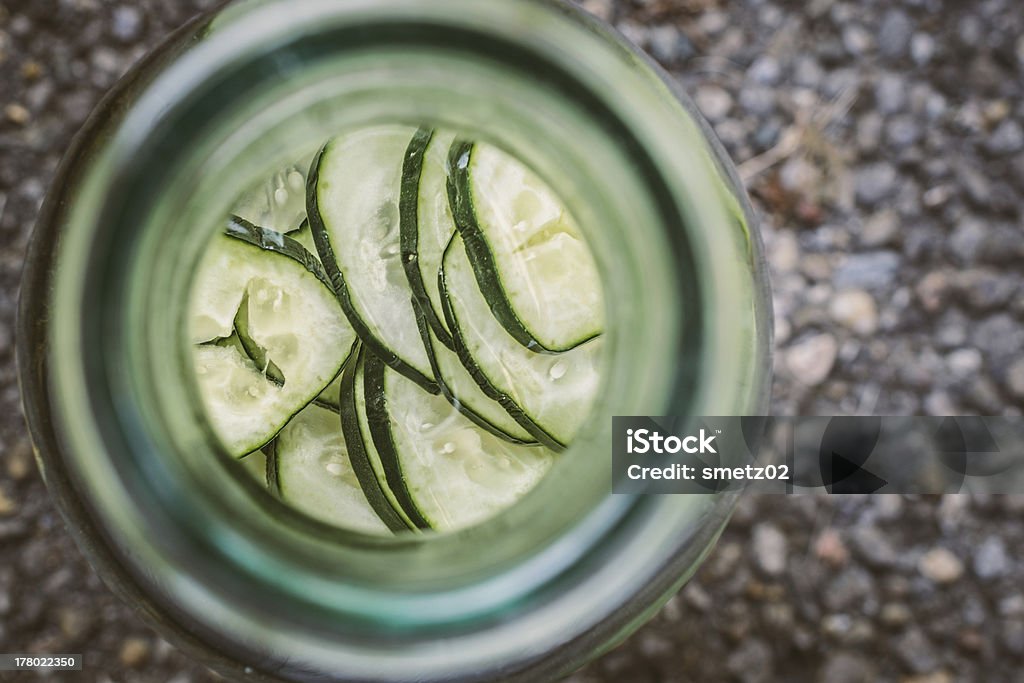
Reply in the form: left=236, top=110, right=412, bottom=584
left=39, top=0, right=769, bottom=678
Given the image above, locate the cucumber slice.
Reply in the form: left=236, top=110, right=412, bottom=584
left=308, top=126, right=438, bottom=393
left=190, top=220, right=355, bottom=456
left=440, top=234, right=603, bottom=449
left=401, top=128, right=456, bottom=347
left=448, top=140, right=604, bottom=353
left=363, top=352, right=555, bottom=531
left=417, top=309, right=536, bottom=444
left=402, top=129, right=535, bottom=444
left=232, top=156, right=314, bottom=234
left=276, top=404, right=391, bottom=535
left=339, top=346, right=423, bottom=532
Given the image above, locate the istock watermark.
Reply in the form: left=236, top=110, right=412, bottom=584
left=612, top=416, right=1024, bottom=495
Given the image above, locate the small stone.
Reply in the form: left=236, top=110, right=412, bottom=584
left=818, top=653, right=875, bottom=683
left=119, top=637, right=150, bottom=669
left=973, top=536, right=1010, bottom=580
left=896, top=629, right=939, bottom=674
left=972, top=315, right=1024, bottom=372
left=814, top=529, right=849, bottom=567
left=752, top=523, right=788, bottom=576
left=985, top=120, right=1024, bottom=156
left=21, top=60, right=43, bottom=80
left=748, top=55, right=782, bottom=86
left=886, top=116, right=922, bottom=148
left=0, top=489, right=15, bottom=517
left=948, top=219, right=988, bottom=265
left=58, top=607, right=94, bottom=640
left=842, top=25, right=873, bottom=56
left=6, top=440, right=32, bottom=481
left=924, top=391, right=958, bottom=416
left=726, top=638, right=773, bottom=683
left=855, top=163, right=898, bottom=206
left=861, top=210, right=899, bottom=248
left=850, top=525, right=899, bottom=568
left=695, top=85, right=733, bottom=122
left=824, top=567, right=875, bottom=612
left=1006, top=359, right=1024, bottom=400
left=645, top=25, right=695, bottom=64
left=786, top=334, right=839, bottom=387
left=880, top=603, right=912, bottom=627
left=829, top=290, right=879, bottom=336
left=111, top=6, right=143, bottom=43
left=877, top=10, right=913, bottom=59
left=834, top=252, right=901, bottom=290
left=915, top=271, right=952, bottom=313
left=875, top=74, right=908, bottom=115
left=4, top=103, right=30, bottom=125
left=903, top=673, right=953, bottom=683
left=911, top=33, right=936, bottom=65
left=919, top=547, right=964, bottom=584
left=946, top=349, right=983, bottom=379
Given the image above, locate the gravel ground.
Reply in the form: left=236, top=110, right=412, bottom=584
left=2, top=0, right=1023, bottom=681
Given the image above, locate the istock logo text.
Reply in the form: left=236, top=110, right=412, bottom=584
left=626, top=428, right=718, bottom=455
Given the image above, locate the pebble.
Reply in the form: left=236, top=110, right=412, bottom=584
left=946, top=349, right=982, bottom=379
left=918, top=547, right=964, bottom=584
left=818, top=652, right=875, bottom=683
left=985, top=120, right=1024, bottom=156
left=850, top=524, right=900, bottom=568
left=752, top=523, right=788, bottom=576
left=897, top=629, right=940, bottom=674
left=1006, top=359, right=1024, bottom=400
left=694, top=85, right=734, bottom=122
left=726, top=638, right=773, bottom=683
left=973, top=536, right=1011, bottom=580
left=829, top=290, right=879, bottom=336
left=119, top=637, right=151, bottom=669
left=785, top=334, right=839, bottom=386
left=111, top=6, right=144, bottom=43
left=834, top=252, right=901, bottom=290
left=877, top=10, right=913, bottom=60
left=4, top=103, right=30, bottom=125
left=0, top=488, right=15, bottom=517
left=911, top=33, right=937, bottom=65
left=860, top=210, right=899, bottom=248
left=814, top=529, right=850, bottom=567
left=875, top=74, right=908, bottom=115
left=855, top=163, right=898, bottom=206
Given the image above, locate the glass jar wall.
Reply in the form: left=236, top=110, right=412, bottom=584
left=18, top=1, right=772, bottom=680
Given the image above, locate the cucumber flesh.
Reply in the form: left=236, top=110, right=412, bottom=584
left=190, top=223, right=355, bottom=456
left=308, top=126, right=438, bottom=393
left=441, top=233, right=603, bottom=448
left=449, top=141, right=604, bottom=352
left=364, top=352, right=554, bottom=531
left=277, top=404, right=391, bottom=535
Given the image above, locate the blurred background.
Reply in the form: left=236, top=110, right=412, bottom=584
left=1, top=0, right=1022, bottom=681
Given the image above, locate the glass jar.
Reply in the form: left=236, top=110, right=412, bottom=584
left=17, top=0, right=772, bottom=681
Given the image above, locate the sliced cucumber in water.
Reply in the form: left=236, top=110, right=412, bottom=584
left=449, top=141, right=604, bottom=353
left=277, top=403, right=391, bottom=535
left=418, top=313, right=536, bottom=444
left=401, top=129, right=536, bottom=444
left=339, top=346, right=424, bottom=532
left=308, top=126, right=438, bottom=393
left=401, top=127, right=457, bottom=347
left=363, top=351, right=555, bottom=532
left=190, top=219, right=355, bottom=456
left=441, top=233, right=603, bottom=449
